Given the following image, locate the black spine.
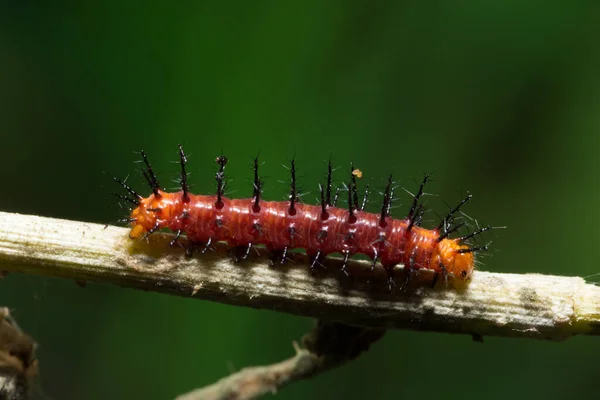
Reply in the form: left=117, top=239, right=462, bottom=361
left=319, top=183, right=328, bottom=219
left=457, top=244, right=489, bottom=254
left=436, top=194, right=472, bottom=231
left=458, top=225, right=493, bottom=242
left=326, top=158, right=333, bottom=206
left=141, top=150, right=161, bottom=197
left=350, top=163, right=359, bottom=210
left=178, top=144, right=190, bottom=203
left=406, top=174, right=429, bottom=231
left=252, top=155, right=262, bottom=212
left=379, top=174, right=393, bottom=227
left=347, top=178, right=355, bottom=223
left=215, top=154, right=228, bottom=208
left=437, top=222, right=465, bottom=242
left=413, top=203, right=425, bottom=227
left=360, top=184, right=369, bottom=211
left=111, top=192, right=139, bottom=206
left=386, top=183, right=395, bottom=217
left=288, top=158, right=297, bottom=215
left=332, top=187, right=340, bottom=206
left=112, top=176, right=142, bottom=202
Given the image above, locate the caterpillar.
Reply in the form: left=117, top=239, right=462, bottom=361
left=112, top=145, right=494, bottom=290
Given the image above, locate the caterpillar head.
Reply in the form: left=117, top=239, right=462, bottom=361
left=129, top=195, right=159, bottom=239
left=128, top=191, right=180, bottom=239
left=437, top=239, right=476, bottom=280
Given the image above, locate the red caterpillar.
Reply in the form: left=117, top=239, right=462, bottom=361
left=113, top=145, right=492, bottom=289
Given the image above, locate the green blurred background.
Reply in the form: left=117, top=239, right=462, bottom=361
left=1, top=2, right=599, bottom=399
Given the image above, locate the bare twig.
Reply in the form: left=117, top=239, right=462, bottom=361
left=176, top=346, right=322, bottom=400
left=0, top=211, right=599, bottom=341
left=176, top=321, right=386, bottom=400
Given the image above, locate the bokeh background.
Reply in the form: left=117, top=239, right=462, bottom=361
left=1, top=2, right=599, bottom=399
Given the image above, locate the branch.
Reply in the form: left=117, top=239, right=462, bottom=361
left=175, top=346, right=322, bottom=400
left=0, top=211, right=599, bottom=341
left=176, top=321, right=386, bottom=400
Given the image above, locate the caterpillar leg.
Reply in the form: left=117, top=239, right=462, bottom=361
left=383, top=266, right=396, bottom=293
left=231, top=243, right=253, bottom=263
left=185, top=238, right=213, bottom=257
left=202, top=238, right=213, bottom=254
left=169, top=230, right=182, bottom=247
left=370, top=249, right=379, bottom=271
left=340, top=251, right=351, bottom=277
left=400, top=266, right=412, bottom=291
left=399, top=256, right=416, bottom=291
left=431, top=264, right=449, bottom=288
left=267, top=246, right=289, bottom=266
left=185, top=241, right=200, bottom=257
left=308, top=251, right=325, bottom=273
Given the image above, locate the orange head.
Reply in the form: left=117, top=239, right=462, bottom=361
left=128, top=191, right=182, bottom=239
left=129, top=192, right=161, bottom=239
left=436, top=238, right=475, bottom=279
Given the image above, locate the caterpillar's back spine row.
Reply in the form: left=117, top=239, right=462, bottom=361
left=114, top=145, right=496, bottom=291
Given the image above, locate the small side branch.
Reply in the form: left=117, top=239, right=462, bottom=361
left=176, top=346, right=321, bottom=400
left=0, top=211, right=599, bottom=340
left=176, top=321, right=385, bottom=400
